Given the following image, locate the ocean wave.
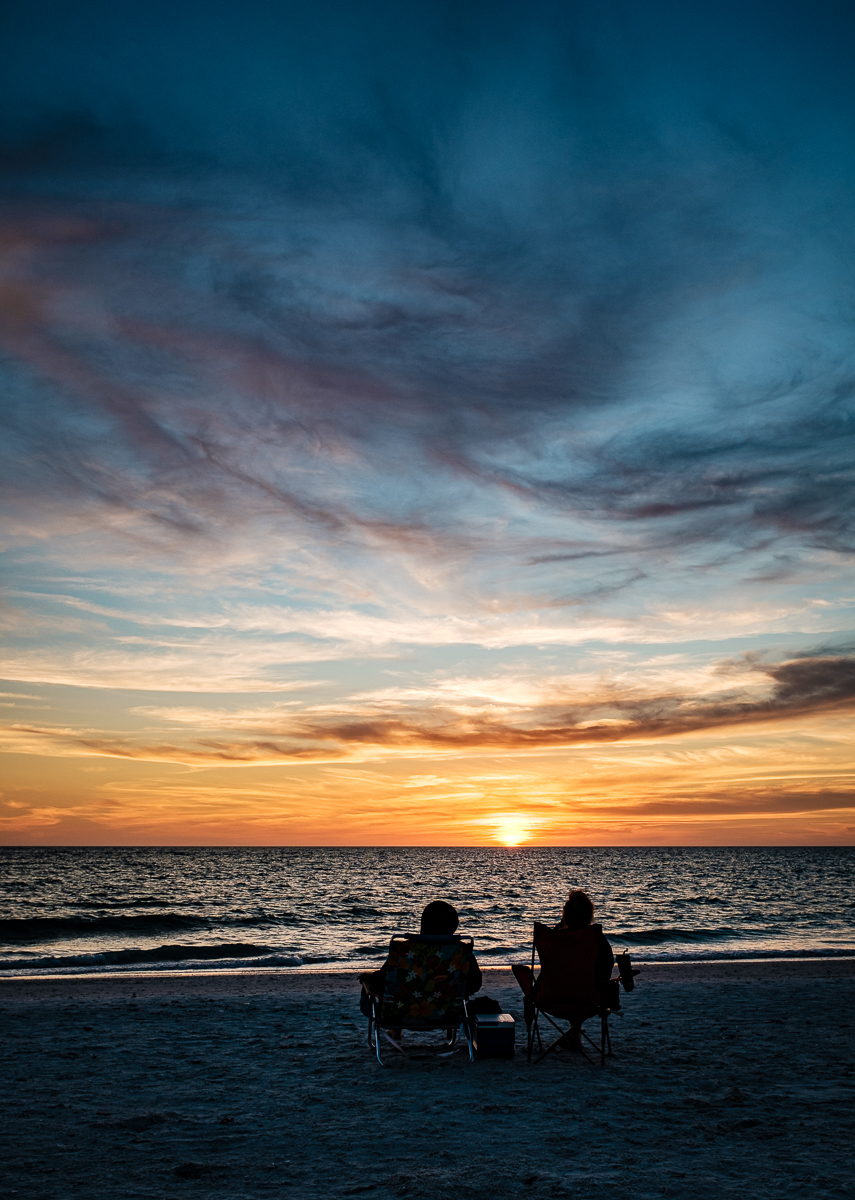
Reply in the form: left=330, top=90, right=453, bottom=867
left=0, top=913, right=282, bottom=942
left=624, top=946, right=855, bottom=961
left=610, top=926, right=740, bottom=944
left=479, top=944, right=529, bottom=956
left=0, top=941, right=279, bottom=969
left=2, top=944, right=854, bottom=979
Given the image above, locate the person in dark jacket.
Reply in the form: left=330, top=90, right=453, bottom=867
left=358, top=900, right=482, bottom=1024
left=555, top=888, right=614, bottom=1049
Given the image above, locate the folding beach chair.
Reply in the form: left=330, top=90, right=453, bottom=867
left=512, top=923, right=618, bottom=1067
left=365, top=933, right=476, bottom=1066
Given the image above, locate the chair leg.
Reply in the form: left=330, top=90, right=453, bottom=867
left=528, top=1008, right=612, bottom=1069
left=375, top=1025, right=385, bottom=1066
left=460, top=999, right=475, bottom=1063
left=532, top=1011, right=579, bottom=1065
left=523, top=997, right=534, bottom=1063
left=527, top=1013, right=537, bottom=1062
left=370, top=1001, right=386, bottom=1067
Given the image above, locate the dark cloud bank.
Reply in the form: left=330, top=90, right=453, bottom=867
left=1, top=0, right=855, bottom=569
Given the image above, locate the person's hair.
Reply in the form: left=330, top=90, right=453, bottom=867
left=420, top=900, right=459, bottom=935
left=562, top=889, right=595, bottom=930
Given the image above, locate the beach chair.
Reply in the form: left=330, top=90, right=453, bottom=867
left=365, top=933, right=476, bottom=1066
left=512, top=923, right=617, bottom=1067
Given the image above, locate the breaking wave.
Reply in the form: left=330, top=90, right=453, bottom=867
left=0, top=942, right=304, bottom=971
left=0, top=913, right=284, bottom=942
left=612, top=926, right=741, bottom=945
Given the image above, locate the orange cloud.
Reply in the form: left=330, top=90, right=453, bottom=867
left=2, top=653, right=852, bottom=766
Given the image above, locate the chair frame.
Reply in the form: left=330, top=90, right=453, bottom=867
left=517, top=926, right=618, bottom=1067
left=365, top=932, right=476, bottom=1066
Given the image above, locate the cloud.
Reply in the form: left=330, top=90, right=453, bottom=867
left=1, top=1, right=854, bottom=587
left=3, top=582, right=851, bottom=698
left=3, top=651, right=853, bottom=765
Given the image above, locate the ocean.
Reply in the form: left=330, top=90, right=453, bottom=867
left=1, top=846, right=852, bottom=977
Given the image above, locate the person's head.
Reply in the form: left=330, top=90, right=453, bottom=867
left=420, top=900, right=459, bottom=935
left=562, top=889, right=595, bottom=930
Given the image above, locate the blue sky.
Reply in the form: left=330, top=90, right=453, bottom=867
left=1, top=1, right=853, bottom=843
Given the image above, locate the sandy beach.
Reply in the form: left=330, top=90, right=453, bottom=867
left=2, top=960, right=853, bottom=1200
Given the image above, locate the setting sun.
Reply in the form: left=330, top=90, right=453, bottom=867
left=489, top=814, right=535, bottom=847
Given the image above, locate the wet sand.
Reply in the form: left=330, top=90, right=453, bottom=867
left=1, top=960, right=853, bottom=1199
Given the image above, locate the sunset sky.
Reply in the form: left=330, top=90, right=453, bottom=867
left=1, top=1, right=854, bottom=845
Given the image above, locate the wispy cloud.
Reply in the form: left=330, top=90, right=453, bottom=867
left=3, top=3, right=855, bottom=579
left=3, top=651, right=852, bottom=766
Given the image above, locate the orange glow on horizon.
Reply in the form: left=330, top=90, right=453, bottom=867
left=1, top=709, right=853, bottom=846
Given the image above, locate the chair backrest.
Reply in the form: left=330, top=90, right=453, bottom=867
left=533, top=922, right=602, bottom=1020
left=380, top=933, right=474, bottom=1026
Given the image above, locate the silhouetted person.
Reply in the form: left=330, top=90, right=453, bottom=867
left=358, top=900, right=482, bottom=1026
left=556, top=888, right=614, bottom=1048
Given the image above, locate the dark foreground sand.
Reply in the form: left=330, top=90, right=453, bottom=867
left=1, top=960, right=853, bottom=1200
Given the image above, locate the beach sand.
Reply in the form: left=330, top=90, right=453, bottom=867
left=1, top=960, right=853, bottom=1199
